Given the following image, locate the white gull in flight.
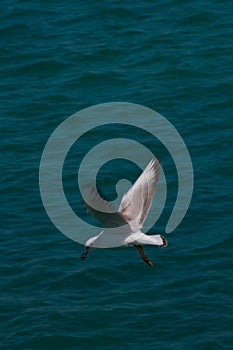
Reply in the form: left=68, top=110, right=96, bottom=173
left=80, top=158, right=167, bottom=267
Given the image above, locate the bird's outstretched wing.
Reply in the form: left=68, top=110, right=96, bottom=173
left=83, top=186, right=127, bottom=228
left=119, top=158, right=160, bottom=232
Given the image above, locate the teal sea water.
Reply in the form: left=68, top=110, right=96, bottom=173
left=1, top=1, right=233, bottom=349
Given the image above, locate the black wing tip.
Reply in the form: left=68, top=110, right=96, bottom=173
left=160, top=235, right=168, bottom=247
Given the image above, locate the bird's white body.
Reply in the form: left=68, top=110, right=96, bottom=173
left=85, top=230, right=165, bottom=248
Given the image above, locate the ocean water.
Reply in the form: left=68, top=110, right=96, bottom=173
left=1, top=1, right=233, bottom=349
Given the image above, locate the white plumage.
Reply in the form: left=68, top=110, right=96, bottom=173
left=80, top=158, right=167, bottom=266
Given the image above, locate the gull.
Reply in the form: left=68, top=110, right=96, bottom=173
left=80, top=158, right=167, bottom=267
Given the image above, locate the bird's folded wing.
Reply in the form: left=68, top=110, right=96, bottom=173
left=83, top=186, right=127, bottom=228
left=118, top=158, right=160, bottom=231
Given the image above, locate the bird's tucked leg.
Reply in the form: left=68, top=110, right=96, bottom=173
left=134, top=244, right=153, bottom=267
left=80, top=246, right=89, bottom=260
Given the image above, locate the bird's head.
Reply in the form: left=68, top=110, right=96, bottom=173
left=80, top=235, right=98, bottom=260
left=85, top=236, right=98, bottom=247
